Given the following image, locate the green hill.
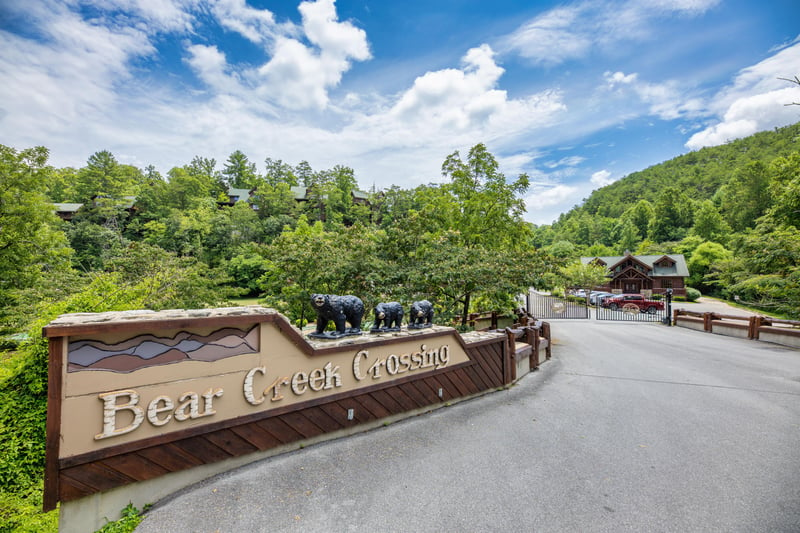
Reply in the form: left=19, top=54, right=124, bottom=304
left=537, top=120, right=800, bottom=317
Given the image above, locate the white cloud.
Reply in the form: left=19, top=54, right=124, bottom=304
left=187, top=0, right=372, bottom=111
left=503, top=0, right=720, bottom=65
left=185, top=44, right=238, bottom=94
left=603, top=70, right=705, bottom=121
left=210, top=0, right=284, bottom=44
left=544, top=156, right=586, bottom=169
left=0, top=1, right=155, bottom=144
left=299, top=0, right=370, bottom=61
left=686, top=87, right=800, bottom=148
left=590, top=169, right=614, bottom=187
left=686, top=41, right=800, bottom=149
left=90, top=0, right=197, bottom=32
left=604, top=71, right=638, bottom=87
left=391, top=44, right=506, bottom=128
left=524, top=184, right=580, bottom=225
left=502, top=6, right=591, bottom=65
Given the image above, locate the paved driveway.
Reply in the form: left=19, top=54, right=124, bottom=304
left=673, top=297, right=765, bottom=317
left=137, top=321, right=800, bottom=533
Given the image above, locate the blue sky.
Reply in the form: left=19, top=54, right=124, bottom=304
left=1, top=0, right=799, bottom=224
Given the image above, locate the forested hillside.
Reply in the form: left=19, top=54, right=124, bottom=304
left=534, top=120, right=800, bottom=318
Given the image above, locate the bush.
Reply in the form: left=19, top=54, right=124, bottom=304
left=685, top=287, right=701, bottom=302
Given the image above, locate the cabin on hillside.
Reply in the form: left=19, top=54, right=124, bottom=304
left=53, top=203, right=84, bottom=221
left=581, top=253, right=689, bottom=296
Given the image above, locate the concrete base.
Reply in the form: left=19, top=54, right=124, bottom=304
left=676, top=317, right=705, bottom=332
left=711, top=322, right=749, bottom=339
left=759, top=330, right=800, bottom=350
left=515, top=344, right=532, bottom=379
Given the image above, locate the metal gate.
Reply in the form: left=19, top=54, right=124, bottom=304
left=595, top=298, right=670, bottom=323
left=527, top=291, right=589, bottom=319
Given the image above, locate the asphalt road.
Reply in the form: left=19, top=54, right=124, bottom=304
left=137, top=321, right=800, bottom=533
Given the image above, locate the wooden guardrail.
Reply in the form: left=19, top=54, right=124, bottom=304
left=482, top=322, right=552, bottom=382
left=673, top=309, right=800, bottom=349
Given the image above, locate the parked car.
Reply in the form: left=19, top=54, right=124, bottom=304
left=600, top=294, right=664, bottom=314
left=589, top=291, right=615, bottom=306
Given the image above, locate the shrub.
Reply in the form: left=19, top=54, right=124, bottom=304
left=685, top=287, right=701, bottom=302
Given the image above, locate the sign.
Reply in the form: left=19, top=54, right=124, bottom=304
left=52, top=311, right=470, bottom=459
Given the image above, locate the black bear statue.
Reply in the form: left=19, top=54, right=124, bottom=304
left=370, top=302, right=404, bottom=333
left=308, top=294, right=365, bottom=339
left=408, top=300, right=434, bottom=329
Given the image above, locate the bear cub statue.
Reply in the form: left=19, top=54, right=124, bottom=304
left=408, top=300, right=434, bottom=329
left=308, top=294, right=365, bottom=339
left=370, top=302, right=404, bottom=333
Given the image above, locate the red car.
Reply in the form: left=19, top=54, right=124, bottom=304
left=600, top=294, right=664, bottom=314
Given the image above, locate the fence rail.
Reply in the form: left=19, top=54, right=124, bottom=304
left=674, top=309, right=800, bottom=349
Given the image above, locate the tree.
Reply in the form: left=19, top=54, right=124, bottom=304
left=560, top=261, right=608, bottom=296
left=163, top=166, right=214, bottom=209
left=222, top=150, right=258, bottom=189
left=258, top=216, right=339, bottom=326
left=409, top=231, right=542, bottom=324
left=545, top=240, right=578, bottom=259
left=622, top=199, right=654, bottom=239
left=616, top=218, right=641, bottom=253
left=66, top=220, right=127, bottom=271
left=186, top=156, right=225, bottom=197
left=767, top=153, right=800, bottom=228
left=264, top=157, right=298, bottom=187
left=73, top=150, right=142, bottom=202
left=690, top=200, right=731, bottom=244
left=46, top=166, right=78, bottom=202
left=719, top=161, right=772, bottom=232
left=648, top=186, right=694, bottom=242
left=0, top=145, right=72, bottom=327
left=438, top=143, right=531, bottom=249
left=687, top=241, right=731, bottom=291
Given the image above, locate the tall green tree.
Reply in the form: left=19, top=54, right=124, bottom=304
left=719, top=161, right=772, bottom=232
left=73, top=150, right=142, bottom=202
left=438, top=143, right=531, bottom=249
left=222, top=150, right=258, bottom=189
left=0, top=145, right=72, bottom=327
left=560, top=261, right=608, bottom=295
left=648, top=186, right=694, bottom=242
left=767, top=153, right=800, bottom=229
left=690, top=200, right=731, bottom=244
left=264, top=157, right=298, bottom=187
left=687, top=241, right=732, bottom=292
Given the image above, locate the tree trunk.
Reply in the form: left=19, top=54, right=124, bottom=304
left=461, top=293, right=471, bottom=326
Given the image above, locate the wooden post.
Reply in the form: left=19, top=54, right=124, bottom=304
left=44, top=337, right=64, bottom=511
left=527, top=326, right=540, bottom=370
left=752, top=316, right=763, bottom=340
left=505, top=328, right=516, bottom=383
left=542, top=322, right=552, bottom=360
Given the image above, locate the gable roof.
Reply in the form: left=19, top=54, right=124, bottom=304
left=581, top=254, right=689, bottom=277
left=53, top=203, right=84, bottom=213
left=226, top=188, right=252, bottom=202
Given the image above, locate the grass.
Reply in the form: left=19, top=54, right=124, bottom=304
left=230, top=297, right=263, bottom=306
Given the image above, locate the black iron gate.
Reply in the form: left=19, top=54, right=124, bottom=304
left=595, top=293, right=673, bottom=323
left=527, top=291, right=589, bottom=319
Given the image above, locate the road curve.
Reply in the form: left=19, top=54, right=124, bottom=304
left=137, top=320, right=800, bottom=533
